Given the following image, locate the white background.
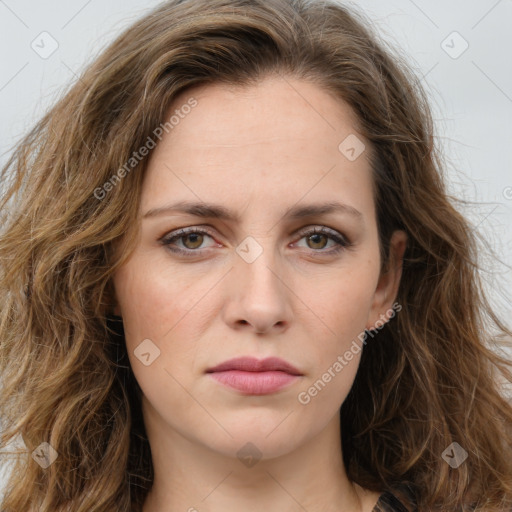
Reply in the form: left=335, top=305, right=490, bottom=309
left=1, top=0, right=511, bottom=493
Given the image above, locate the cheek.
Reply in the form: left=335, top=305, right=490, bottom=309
left=297, top=349, right=361, bottom=416
left=113, top=256, right=218, bottom=398
left=114, top=255, right=204, bottom=346
left=293, top=272, right=375, bottom=417
left=115, top=261, right=205, bottom=429
left=303, top=262, right=378, bottom=350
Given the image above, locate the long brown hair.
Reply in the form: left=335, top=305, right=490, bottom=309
left=1, top=0, right=511, bottom=510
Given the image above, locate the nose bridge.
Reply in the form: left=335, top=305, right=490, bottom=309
left=235, top=234, right=283, bottom=296
left=228, top=233, right=292, bottom=332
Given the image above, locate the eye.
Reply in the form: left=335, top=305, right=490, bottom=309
left=293, top=226, right=352, bottom=255
left=159, top=225, right=352, bottom=256
left=159, top=227, right=218, bottom=254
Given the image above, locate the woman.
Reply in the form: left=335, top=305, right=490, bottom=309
left=0, top=0, right=511, bottom=511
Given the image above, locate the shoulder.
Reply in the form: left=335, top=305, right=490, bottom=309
left=372, top=486, right=512, bottom=512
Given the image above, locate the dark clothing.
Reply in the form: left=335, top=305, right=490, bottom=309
left=372, top=488, right=416, bottom=512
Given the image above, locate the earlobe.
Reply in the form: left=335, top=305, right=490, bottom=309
left=366, top=230, right=407, bottom=331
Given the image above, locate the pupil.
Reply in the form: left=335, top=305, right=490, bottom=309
left=186, top=234, right=202, bottom=248
left=309, top=234, right=326, bottom=249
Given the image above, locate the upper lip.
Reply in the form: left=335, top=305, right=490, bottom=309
left=206, top=356, right=303, bottom=376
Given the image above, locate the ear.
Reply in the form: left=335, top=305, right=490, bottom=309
left=366, top=230, right=407, bottom=330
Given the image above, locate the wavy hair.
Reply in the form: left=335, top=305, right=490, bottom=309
left=1, top=0, right=511, bottom=510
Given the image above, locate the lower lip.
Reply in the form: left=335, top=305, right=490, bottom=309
left=208, top=370, right=300, bottom=395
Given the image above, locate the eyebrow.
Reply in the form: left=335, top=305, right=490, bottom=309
left=143, top=200, right=363, bottom=223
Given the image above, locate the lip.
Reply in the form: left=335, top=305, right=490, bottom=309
left=206, top=356, right=302, bottom=375
left=206, top=356, right=303, bottom=395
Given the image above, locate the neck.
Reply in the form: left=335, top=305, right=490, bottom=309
left=140, top=397, right=379, bottom=512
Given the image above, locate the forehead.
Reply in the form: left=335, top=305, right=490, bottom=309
left=140, top=76, right=374, bottom=222
left=164, top=76, right=362, bottom=147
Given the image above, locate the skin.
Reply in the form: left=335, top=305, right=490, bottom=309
left=112, top=75, right=407, bottom=512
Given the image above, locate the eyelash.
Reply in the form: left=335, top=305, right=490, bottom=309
left=159, top=226, right=352, bottom=256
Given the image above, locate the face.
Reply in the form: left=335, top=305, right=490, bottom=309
left=112, top=75, right=406, bottom=460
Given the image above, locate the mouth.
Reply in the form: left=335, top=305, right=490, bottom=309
left=205, top=356, right=303, bottom=395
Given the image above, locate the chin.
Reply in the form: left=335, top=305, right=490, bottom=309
left=191, top=418, right=309, bottom=462
left=214, top=434, right=302, bottom=463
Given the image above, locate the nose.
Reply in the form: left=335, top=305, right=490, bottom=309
left=222, top=247, right=293, bottom=335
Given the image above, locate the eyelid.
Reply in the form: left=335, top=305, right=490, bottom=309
left=158, top=225, right=219, bottom=246
left=294, top=224, right=346, bottom=240
left=159, top=224, right=347, bottom=240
